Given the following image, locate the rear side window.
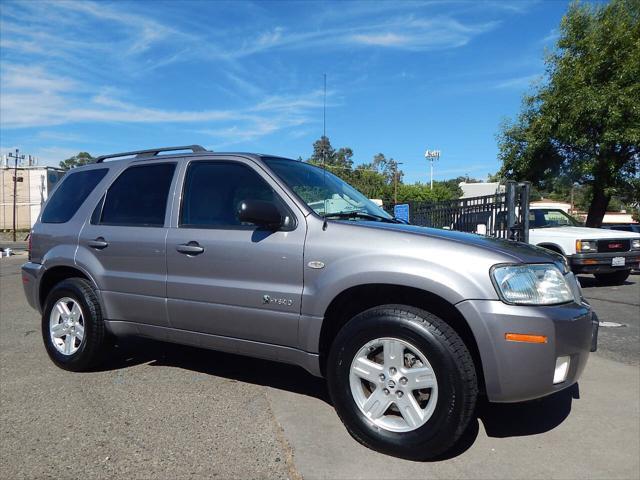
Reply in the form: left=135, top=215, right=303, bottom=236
left=97, top=163, right=176, bottom=227
left=41, top=169, right=108, bottom=223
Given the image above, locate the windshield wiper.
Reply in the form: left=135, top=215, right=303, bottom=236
left=323, top=211, right=401, bottom=223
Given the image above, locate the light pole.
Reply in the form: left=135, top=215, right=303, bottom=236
left=393, top=162, right=404, bottom=204
left=7, top=148, right=25, bottom=242
left=424, top=149, right=441, bottom=190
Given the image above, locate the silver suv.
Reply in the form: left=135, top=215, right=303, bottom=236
left=22, top=145, right=598, bottom=460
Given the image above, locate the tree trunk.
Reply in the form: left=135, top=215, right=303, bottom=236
left=585, top=185, right=610, bottom=227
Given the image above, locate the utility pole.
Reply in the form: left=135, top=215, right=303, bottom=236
left=7, top=149, right=25, bottom=242
left=424, top=149, right=441, bottom=190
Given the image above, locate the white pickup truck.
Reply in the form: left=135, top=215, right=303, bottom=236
left=529, top=208, right=640, bottom=285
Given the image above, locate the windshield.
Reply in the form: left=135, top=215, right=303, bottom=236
left=530, top=209, right=581, bottom=228
left=264, top=157, right=393, bottom=220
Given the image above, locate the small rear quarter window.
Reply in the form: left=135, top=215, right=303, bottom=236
left=41, top=168, right=108, bottom=223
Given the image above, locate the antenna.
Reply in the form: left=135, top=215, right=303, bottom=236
left=322, top=73, right=328, bottom=230
left=323, top=73, right=327, bottom=142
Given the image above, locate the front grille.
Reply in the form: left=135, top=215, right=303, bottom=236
left=597, top=239, right=630, bottom=253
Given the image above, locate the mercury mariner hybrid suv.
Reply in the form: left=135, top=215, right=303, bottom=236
left=22, top=145, right=598, bottom=460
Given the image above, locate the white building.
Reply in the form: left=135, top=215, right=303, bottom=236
left=0, top=165, right=66, bottom=230
left=459, top=182, right=504, bottom=199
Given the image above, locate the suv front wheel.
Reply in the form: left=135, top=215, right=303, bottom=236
left=327, top=305, right=477, bottom=460
left=42, top=278, right=108, bottom=371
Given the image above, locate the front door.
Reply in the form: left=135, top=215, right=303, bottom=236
left=166, top=159, right=305, bottom=347
left=77, top=161, right=177, bottom=327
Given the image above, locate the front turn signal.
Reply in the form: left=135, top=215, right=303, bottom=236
left=505, top=333, right=548, bottom=344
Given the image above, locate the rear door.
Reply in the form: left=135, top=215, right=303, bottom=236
left=77, top=161, right=178, bottom=327
left=165, top=158, right=305, bottom=347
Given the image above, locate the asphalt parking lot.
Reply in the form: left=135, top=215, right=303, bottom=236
left=1, top=253, right=639, bottom=479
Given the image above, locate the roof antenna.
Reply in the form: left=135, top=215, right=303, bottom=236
left=322, top=73, right=328, bottom=231
left=323, top=73, right=327, bottom=142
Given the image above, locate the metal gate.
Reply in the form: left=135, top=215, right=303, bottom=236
left=393, top=181, right=530, bottom=243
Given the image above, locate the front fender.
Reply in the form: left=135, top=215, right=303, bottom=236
left=301, top=252, right=497, bottom=318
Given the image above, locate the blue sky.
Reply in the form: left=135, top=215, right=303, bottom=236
left=1, top=0, right=575, bottom=183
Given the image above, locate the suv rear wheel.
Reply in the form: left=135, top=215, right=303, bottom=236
left=42, top=278, right=108, bottom=371
left=594, top=270, right=630, bottom=286
left=326, top=305, right=477, bottom=460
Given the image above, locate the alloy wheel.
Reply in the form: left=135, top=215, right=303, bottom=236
left=49, top=297, right=85, bottom=356
left=349, top=337, right=439, bottom=433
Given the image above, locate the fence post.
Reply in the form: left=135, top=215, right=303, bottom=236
left=506, top=181, right=517, bottom=241
left=520, top=182, right=530, bottom=244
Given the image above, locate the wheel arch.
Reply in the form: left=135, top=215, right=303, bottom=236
left=317, top=283, right=486, bottom=393
left=536, top=243, right=565, bottom=255
left=39, top=265, right=97, bottom=309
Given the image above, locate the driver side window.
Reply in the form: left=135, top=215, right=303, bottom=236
left=180, top=161, right=291, bottom=229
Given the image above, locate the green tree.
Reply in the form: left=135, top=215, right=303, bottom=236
left=366, top=153, right=403, bottom=184
left=335, top=147, right=354, bottom=170
left=497, top=0, right=640, bottom=227
left=306, top=136, right=465, bottom=204
left=310, top=136, right=336, bottom=166
left=59, top=152, right=94, bottom=170
left=395, top=183, right=457, bottom=203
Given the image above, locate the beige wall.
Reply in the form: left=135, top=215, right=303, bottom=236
left=0, top=167, right=65, bottom=230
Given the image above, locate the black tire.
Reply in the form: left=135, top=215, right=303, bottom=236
left=42, top=278, right=108, bottom=371
left=326, top=305, right=477, bottom=460
left=594, top=270, right=630, bottom=286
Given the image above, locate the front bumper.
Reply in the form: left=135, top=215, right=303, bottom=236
left=568, top=251, right=640, bottom=274
left=457, top=299, right=597, bottom=403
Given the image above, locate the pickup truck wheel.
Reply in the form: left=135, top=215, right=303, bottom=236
left=42, top=278, right=108, bottom=371
left=327, top=305, right=477, bottom=460
left=594, top=270, right=630, bottom=286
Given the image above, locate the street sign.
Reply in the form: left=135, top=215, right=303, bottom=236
left=12, top=176, right=23, bottom=182
left=394, top=203, right=410, bottom=223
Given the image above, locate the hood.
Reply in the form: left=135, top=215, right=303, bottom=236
left=531, top=225, right=640, bottom=239
left=337, top=220, right=565, bottom=265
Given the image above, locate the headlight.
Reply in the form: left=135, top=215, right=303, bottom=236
left=491, top=264, right=574, bottom=305
left=632, top=239, right=640, bottom=250
left=576, top=240, right=597, bottom=253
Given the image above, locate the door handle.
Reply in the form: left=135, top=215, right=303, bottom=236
left=176, top=241, right=204, bottom=255
left=88, top=237, right=109, bottom=250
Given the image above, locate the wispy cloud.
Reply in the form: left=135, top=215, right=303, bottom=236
left=0, top=61, right=325, bottom=153
left=1, top=0, right=498, bottom=73
left=351, top=33, right=409, bottom=47
left=198, top=117, right=307, bottom=148
left=0, top=0, right=197, bottom=75
left=493, top=74, right=542, bottom=90
left=349, top=17, right=497, bottom=50
left=222, top=16, right=498, bottom=58
left=0, top=0, right=529, bottom=159
left=540, top=28, right=560, bottom=46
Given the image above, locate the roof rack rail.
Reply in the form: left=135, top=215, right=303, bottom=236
left=95, top=145, right=208, bottom=163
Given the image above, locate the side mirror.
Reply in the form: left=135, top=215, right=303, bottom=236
left=237, top=200, right=283, bottom=229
